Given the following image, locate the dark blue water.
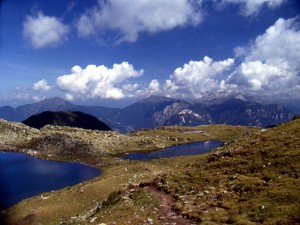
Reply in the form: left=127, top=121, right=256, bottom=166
left=121, top=140, right=222, bottom=160
left=0, top=151, right=100, bottom=210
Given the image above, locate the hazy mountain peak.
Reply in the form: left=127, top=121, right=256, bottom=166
left=37, top=97, right=71, bottom=106
left=139, top=95, right=175, bottom=103
left=196, top=92, right=255, bottom=105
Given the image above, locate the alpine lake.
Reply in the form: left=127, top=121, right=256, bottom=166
left=0, top=140, right=221, bottom=210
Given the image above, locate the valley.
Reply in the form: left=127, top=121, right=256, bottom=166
left=0, top=116, right=299, bottom=224
left=2, top=0, right=300, bottom=224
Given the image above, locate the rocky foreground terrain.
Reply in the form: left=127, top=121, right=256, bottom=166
left=0, top=117, right=299, bottom=224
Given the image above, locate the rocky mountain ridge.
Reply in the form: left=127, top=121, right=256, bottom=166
left=0, top=95, right=295, bottom=132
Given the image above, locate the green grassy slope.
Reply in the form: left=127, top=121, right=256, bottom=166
left=1, top=118, right=299, bottom=224
left=155, top=118, right=300, bottom=224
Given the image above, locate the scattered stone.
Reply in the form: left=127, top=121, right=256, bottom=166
left=41, top=195, right=49, bottom=200
left=90, top=217, right=97, bottom=223
left=291, top=171, right=299, bottom=179
left=147, top=218, right=153, bottom=224
left=27, top=150, right=38, bottom=156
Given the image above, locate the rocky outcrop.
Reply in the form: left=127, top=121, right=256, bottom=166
left=111, top=95, right=186, bottom=129
left=26, top=133, right=92, bottom=155
left=0, top=119, right=39, bottom=145
left=145, top=97, right=294, bottom=128
left=152, top=102, right=190, bottom=126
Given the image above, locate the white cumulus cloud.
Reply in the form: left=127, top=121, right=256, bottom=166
left=76, top=0, right=203, bottom=43
left=150, top=16, right=300, bottom=99
left=148, top=79, right=161, bottom=94
left=32, top=79, right=52, bottom=92
left=161, top=56, right=234, bottom=98
left=226, top=17, right=300, bottom=95
left=216, top=0, right=286, bottom=16
left=23, top=11, right=70, bottom=48
left=246, top=17, right=300, bottom=70
left=56, top=62, right=144, bottom=100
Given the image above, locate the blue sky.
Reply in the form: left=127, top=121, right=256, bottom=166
left=0, top=0, right=299, bottom=106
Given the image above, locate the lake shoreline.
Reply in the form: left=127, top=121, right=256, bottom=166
left=1, top=121, right=267, bottom=224
left=0, top=139, right=222, bottom=212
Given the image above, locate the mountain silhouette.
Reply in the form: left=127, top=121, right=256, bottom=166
left=22, top=111, right=111, bottom=131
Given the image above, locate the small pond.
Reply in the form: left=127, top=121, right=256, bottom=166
left=121, top=140, right=222, bottom=160
left=0, top=151, right=100, bottom=211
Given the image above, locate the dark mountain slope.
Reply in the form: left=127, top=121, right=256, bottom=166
left=206, top=98, right=293, bottom=127
left=112, top=95, right=191, bottom=130
left=141, top=96, right=293, bottom=128
left=22, top=111, right=111, bottom=131
left=0, top=95, right=295, bottom=132
left=0, top=106, right=19, bottom=121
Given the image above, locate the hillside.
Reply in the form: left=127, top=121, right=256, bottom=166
left=22, top=111, right=111, bottom=131
left=0, top=117, right=299, bottom=224
left=154, top=117, right=300, bottom=224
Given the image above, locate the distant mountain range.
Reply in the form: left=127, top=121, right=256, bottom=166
left=0, top=95, right=295, bottom=133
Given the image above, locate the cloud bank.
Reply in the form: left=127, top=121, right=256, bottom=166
left=166, top=16, right=300, bottom=99
left=226, top=17, right=300, bottom=95
left=23, top=11, right=69, bottom=48
left=76, top=0, right=203, bottom=43
left=56, top=62, right=143, bottom=100
left=216, top=0, right=286, bottom=16
left=156, top=16, right=300, bottom=99
left=161, top=56, right=235, bottom=98
left=52, top=16, right=300, bottom=101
